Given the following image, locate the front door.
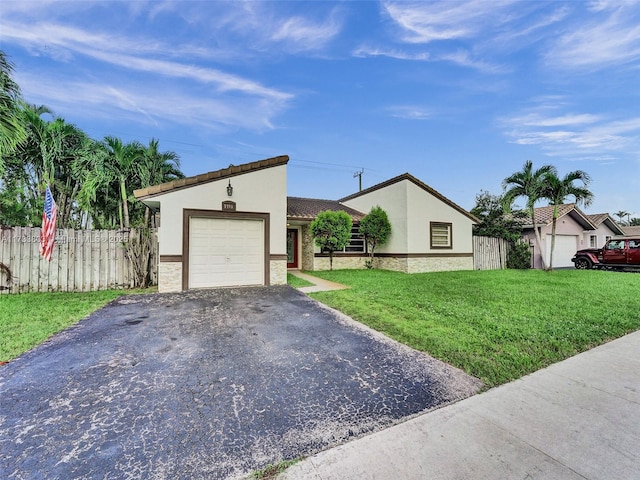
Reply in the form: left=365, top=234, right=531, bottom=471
left=287, top=229, right=298, bottom=268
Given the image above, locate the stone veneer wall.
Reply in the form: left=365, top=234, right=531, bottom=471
left=313, top=256, right=368, bottom=271
left=405, top=256, right=473, bottom=273
left=300, top=225, right=315, bottom=271
left=312, top=255, right=473, bottom=273
left=158, top=262, right=182, bottom=293
left=270, top=260, right=287, bottom=285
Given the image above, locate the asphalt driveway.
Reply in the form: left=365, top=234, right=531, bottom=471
left=1, top=286, right=481, bottom=479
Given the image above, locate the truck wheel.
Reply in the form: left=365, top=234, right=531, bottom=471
left=574, top=257, right=592, bottom=269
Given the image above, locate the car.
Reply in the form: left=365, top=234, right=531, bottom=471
left=572, top=237, right=640, bottom=270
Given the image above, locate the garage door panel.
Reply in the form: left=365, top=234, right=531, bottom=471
left=546, top=234, right=577, bottom=268
left=189, top=217, right=265, bottom=289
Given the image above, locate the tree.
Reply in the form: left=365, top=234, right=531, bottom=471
left=614, top=210, right=629, bottom=226
left=471, top=190, right=525, bottom=241
left=502, top=160, right=554, bottom=270
left=309, top=210, right=352, bottom=271
left=0, top=51, right=26, bottom=169
left=542, top=169, right=593, bottom=271
left=359, top=206, right=391, bottom=268
left=102, top=136, right=145, bottom=230
left=630, top=218, right=640, bottom=227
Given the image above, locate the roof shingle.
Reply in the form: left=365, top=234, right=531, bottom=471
left=287, top=197, right=365, bottom=221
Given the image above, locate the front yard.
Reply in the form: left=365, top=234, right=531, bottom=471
left=3, top=270, right=639, bottom=389
left=307, top=269, right=640, bottom=388
left=0, top=289, right=152, bottom=362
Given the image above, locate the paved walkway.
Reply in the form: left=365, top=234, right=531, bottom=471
left=281, top=330, right=640, bottom=480
left=288, top=270, right=350, bottom=293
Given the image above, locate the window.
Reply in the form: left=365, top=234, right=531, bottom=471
left=322, top=224, right=366, bottom=253
left=344, top=224, right=366, bottom=252
left=605, top=240, right=624, bottom=250
left=589, top=235, right=597, bottom=248
left=430, top=222, right=452, bottom=249
left=605, top=235, right=612, bottom=242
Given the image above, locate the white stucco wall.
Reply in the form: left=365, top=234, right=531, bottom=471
left=148, top=164, right=287, bottom=257
left=342, top=178, right=474, bottom=255
left=405, top=181, right=474, bottom=254
left=584, top=224, right=617, bottom=249
left=342, top=180, right=408, bottom=254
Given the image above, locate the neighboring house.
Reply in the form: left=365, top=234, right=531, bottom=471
left=584, top=213, right=626, bottom=247
left=135, top=158, right=478, bottom=292
left=520, top=204, right=625, bottom=269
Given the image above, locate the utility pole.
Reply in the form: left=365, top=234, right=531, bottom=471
left=353, top=169, right=364, bottom=192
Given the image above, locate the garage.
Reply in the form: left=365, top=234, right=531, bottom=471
left=133, top=155, right=289, bottom=293
left=188, top=217, right=264, bottom=289
left=546, top=234, right=578, bottom=268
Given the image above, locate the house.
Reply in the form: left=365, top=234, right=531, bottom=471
left=135, top=157, right=478, bottom=292
left=584, top=213, right=626, bottom=247
left=520, top=204, right=625, bottom=269
left=287, top=174, right=478, bottom=272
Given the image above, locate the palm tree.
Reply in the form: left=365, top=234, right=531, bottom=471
left=502, top=160, right=555, bottom=270
left=102, top=136, right=145, bottom=230
left=542, top=170, right=593, bottom=271
left=139, top=138, right=184, bottom=226
left=614, top=210, right=629, bottom=226
left=0, top=51, right=26, bottom=168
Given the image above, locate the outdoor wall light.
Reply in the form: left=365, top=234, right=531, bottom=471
left=227, top=180, right=233, bottom=197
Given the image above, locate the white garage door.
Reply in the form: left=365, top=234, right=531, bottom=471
left=189, top=217, right=264, bottom=288
left=545, top=234, right=578, bottom=268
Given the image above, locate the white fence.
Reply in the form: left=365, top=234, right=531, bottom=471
left=0, top=227, right=157, bottom=293
left=473, top=236, right=510, bottom=270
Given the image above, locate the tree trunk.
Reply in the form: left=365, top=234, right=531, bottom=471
left=530, top=208, right=547, bottom=270
left=549, top=206, right=558, bottom=271
left=120, top=176, right=130, bottom=230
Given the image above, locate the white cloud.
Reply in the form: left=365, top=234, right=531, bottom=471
left=502, top=107, right=640, bottom=160
left=386, top=105, right=434, bottom=120
left=352, top=46, right=429, bottom=61
left=437, top=50, right=509, bottom=74
left=546, top=3, right=640, bottom=69
left=382, top=0, right=516, bottom=44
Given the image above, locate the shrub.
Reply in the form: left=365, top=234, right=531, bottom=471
left=507, top=240, right=532, bottom=269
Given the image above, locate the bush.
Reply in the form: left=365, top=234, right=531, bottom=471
left=507, top=240, right=532, bottom=269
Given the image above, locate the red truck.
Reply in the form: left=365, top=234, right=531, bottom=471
left=572, top=237, right=640, bottom=270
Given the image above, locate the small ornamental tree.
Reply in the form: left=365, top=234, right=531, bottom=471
left=309, top=210, right=352, bottom=270
left=359, top=206, right=391, bottom=268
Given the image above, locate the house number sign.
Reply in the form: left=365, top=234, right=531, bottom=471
left=222, top=200, right=236, bottom=211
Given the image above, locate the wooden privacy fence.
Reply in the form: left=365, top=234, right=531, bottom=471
left=0, top=227, right=158, bottom=294
left=473, top=236, right=510, bottom=270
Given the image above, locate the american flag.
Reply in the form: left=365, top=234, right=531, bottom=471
left=39, top=184, right=57, bottom=262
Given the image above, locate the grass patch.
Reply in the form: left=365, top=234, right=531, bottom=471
left=252, top=458, right=300, bottom=479
left=287, top=273, right=315, bottom=288
left=307, top=269, right=640, bottom=388
left=0, top=289, right=153, bottom=362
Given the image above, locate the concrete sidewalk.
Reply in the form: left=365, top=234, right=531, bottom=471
left=288, top=270, right=350, bottom=293
left=281, top=330, right=640, bottom=480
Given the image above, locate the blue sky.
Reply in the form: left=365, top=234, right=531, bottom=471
left=2, top=0, right=639, bottom=215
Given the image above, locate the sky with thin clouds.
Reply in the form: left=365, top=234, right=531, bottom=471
left=2, top=0, right=639, bottom=215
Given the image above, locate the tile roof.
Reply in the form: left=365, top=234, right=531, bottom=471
left=287, top=197, right=366, bottom=221
left=623, top=225, right=640, bottom=236
left=134, top=155, right=289, bottom=200
left=514, top=204, right=596, bottom=230
left=339, top=173, right=479, bottom=223
left=585, top=213, right=609, bottom=226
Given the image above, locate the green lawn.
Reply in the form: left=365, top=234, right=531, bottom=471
left=0, top=289, right=153, bottom=362
left=307, top=269, right=640, bottom=388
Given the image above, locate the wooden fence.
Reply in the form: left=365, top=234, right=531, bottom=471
left=473, top=236, right=510, bottom=270
left=0, top=227, right=157, bottom=294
